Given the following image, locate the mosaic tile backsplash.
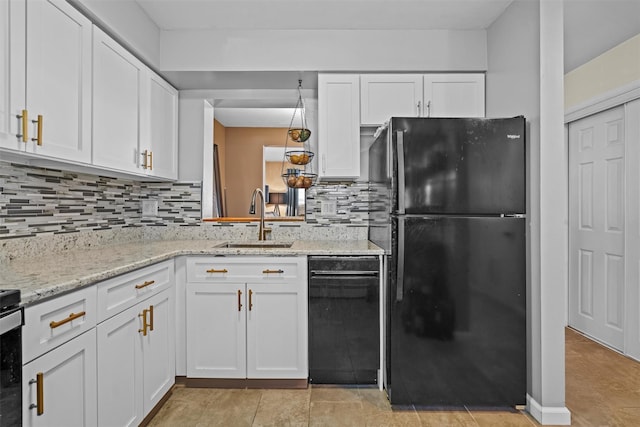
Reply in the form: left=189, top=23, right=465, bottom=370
left=0, top=161, right=201, bottom=239
left=0, top=161, right=372, bottom=241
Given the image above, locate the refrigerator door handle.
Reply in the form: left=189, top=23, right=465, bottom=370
left=396, top=130, right=405, bottom=214
left=396, top=217, right=405, bottom=301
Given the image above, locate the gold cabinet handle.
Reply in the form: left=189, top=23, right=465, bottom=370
left=29, top=372, right=44, bottom=415
left=17, top=109, right=28, bottom=142
left=149, top=305, right=154, bottom=331
left=141, top=149, right=149, bottom=169
left=49, top=311, right=86, bottom=329
left=135, top=280, right=155, bottom=290
left=262, top=269, right=284, bottom=274
left=206, top=268, right=228, bottom=274
left=32, top=115, right=43, bottom=145
left=237, top=289, right=243, bottom=312
left=249, top=289, right=253, bottom=311
left=138, top=309, right=149, bottom=336
left=141, top=150, right=154, bottom=170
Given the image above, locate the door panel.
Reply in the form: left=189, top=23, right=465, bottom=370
left=388, top=215, right=526, bottom=407
left=392, top=117, right=525, bottom=215
left=569, top=106, right=625, bottom=350
left=26, top=0, right=91, bottom=162
left=625, top=98, right=640, bottom=361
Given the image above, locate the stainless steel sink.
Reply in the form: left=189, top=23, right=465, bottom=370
left=221, top=241, right=293, bottom=249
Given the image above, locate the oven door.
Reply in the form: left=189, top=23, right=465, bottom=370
left=0, top=306, right=23, bottom=426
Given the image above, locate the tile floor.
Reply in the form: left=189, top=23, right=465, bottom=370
left=148, top=328, right=640, bottom=426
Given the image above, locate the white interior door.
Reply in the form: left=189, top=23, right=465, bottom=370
left=569, top=106, right=625, bottom=350
left=624, top=98, right=640, bottom=361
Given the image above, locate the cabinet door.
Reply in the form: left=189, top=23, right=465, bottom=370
left=0, top=0, right=23, bottom=152
left=186, top=282, right=246, bottom=378
left=23, top=329, right=97, bottom=427
left=145, top=72, right=178, bottom=179
left=22, top=0, right=92, bottom=162
left=92, top=26, right=147, bottom=174
left=423, top=73, right=485, bottom=118
left=318, top=73, right=361, bottom=179
left=360, top=74, right=423, bottom=125
left=246, top=281, right=308, bottom=379
left=96, top=304, right=144, bottom=427
left=141, top=288, right=175, bottom=415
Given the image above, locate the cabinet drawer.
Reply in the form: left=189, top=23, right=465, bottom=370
left=186, top=256, right=305, bottom=283
left=23, top=286, right=97, bottom=364
left=97, top=260, right=174, bottom=323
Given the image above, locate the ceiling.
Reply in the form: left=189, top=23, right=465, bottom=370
left=125, top=0, right=639, bottom=126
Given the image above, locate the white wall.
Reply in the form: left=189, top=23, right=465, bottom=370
left=159, top=29, right=488, bottom=72
left=487, top=0, right=570, bottom=424
left=178, top=98, right=214, bottom=218
left=68, top=0, right=161, bottom=68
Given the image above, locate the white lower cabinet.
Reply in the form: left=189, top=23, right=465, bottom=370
left=97, top=281, right=175, bottom=426
left=186, top=256, right=308, bottom=379
left=97, top=302, right=143, bottom=427
left=23, top=329, right=97, bottom=427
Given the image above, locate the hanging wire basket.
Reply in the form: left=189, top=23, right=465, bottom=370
left=282, top=79, right=315, bottom=189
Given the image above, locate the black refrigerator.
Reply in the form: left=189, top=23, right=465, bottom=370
left=368, top=117, right=526, bottom=409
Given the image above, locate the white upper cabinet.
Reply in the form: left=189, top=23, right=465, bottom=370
left=360, top=74, right=423, bottom=125
left=359, top=73, right=485, bottom=125
left=92, top=26, right=147, bottom=174
left=1, top=0, right=92, bottom=163
left=317, top=73, right=361, bottom=179
left=93, top=27, right=178, bottom=178
left=145, top=72, right=178, bottom=179
left=423, top=73, right=485, bottom=118
left=0, top=0, right=17, bottom=150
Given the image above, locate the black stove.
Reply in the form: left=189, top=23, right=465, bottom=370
left=0, top=289, right=20, bottom=310
left=1, top=289, right=22, bottom=426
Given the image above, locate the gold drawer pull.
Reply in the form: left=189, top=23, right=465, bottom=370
left=135, top=280, right=156, bottom=290
left=149, top=305, right=154, bottom=331
left=49, top=311, right=86, bottom=329
left=237, top=290, right=243, bottom=311
left=263, top=269, right=284, bottom=274
left=206, top=268, right=228, bottom=274
left=29, top=372, right=44, bottom=415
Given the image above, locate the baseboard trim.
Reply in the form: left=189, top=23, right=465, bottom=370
left=139, top=387, right=174, bottom=427
left=185, top=377, right=308, bottom=389
left=526, top=394, right=571, bottom=425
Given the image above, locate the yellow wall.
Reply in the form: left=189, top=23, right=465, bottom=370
left=224, top=127, right=288, bottom=217
left=565, top=33, right=640, bottom=109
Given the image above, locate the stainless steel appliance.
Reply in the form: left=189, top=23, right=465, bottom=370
left=308, top=256, right=379, bottom=384
left=0, top=289, right=23, bottom=425
left=369, top=117, right=526, bottom=408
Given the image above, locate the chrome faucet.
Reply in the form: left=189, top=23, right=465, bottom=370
left=249, top=188, right=271, bottom=240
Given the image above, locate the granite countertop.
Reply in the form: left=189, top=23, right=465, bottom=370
left=0, top=239, right=383, bottom=306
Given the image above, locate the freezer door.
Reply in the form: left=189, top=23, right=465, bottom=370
left=392, top=117, right=525, bottom=214
left=387, top=215, right=526, bottom=407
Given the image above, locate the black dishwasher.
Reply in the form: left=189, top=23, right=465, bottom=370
left=308, top=256, right=380, bottom=384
